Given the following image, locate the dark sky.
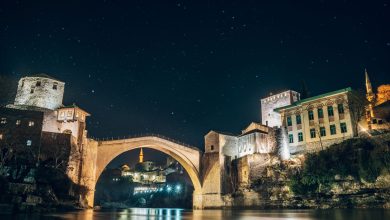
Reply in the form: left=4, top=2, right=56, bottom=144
left=1, top=0, right=389, bottom=149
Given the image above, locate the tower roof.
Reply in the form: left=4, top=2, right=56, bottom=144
left=26, top=73, right=64, bottom=82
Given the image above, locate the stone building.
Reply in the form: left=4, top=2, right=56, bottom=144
left=274, top=87, right=356, bottom=153
left=1, top=74, right=90, bottom=183
left=121, top=149, right=167, bottom=184
left=261, top=90, right=300, bottom=127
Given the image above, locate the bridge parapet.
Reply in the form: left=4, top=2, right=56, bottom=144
left=92, top=133, right=201, bottom=152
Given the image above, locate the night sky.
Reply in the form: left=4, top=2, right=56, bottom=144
left=1, top=1, right=389, bottom=151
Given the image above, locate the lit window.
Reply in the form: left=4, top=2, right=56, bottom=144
left=320, top=127, right=326, bottom=137
left=289, top=134, right=294, bottom=143
left=296, top=115, right=302, bottom=125
left=308, top=110, right=314, bottom=120
left=298, top=132, right=303, bottom=142
left=16, top=120, right=21, bottom=126
left=327, top=106, right=334, bottom=117
left=338, top=104, right=344, bottom=114
left=26, top=140, right=32, bottom=146
left=1, top=118, right=6, bottom=124
left=36, top=81, right=41, bottom=87
left=287, top=116, right=292, bottom=126
left=53, top=82, right=58, bottom=90
left=0, top=133, right=3, bottom=140
left=28, top=121, right=35, bottom=127
left=318, top=108, right=324, bottom=119
left=330, top=125, right=336, bottom=135
left=340, top=122, right=347, bottom=133
left=310, top=128, right=316, bottom=138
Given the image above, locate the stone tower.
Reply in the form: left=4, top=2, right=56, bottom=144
left=261, top=90, right=300, bottom=128
left=14, top=74, right=65, bottom=110
left=365, top=69, right=375, bottom=103
left=365, top=69, right=376, bottom=130
left=139, top=148, right=144, bottom=163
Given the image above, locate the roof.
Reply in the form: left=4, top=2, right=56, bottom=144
left=274, top=87, right=352, bottom=112
left=260, top=89, right=298, bottom=100
left=58, top=103, right=91, bottom=116
left=241, top=122, right=268, bottom=135
left=205, top=130, right=237, bottom=137
left=26, top=73, right=63, bottom=82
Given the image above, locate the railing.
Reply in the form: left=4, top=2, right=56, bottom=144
left=89, top=133, right=200, bottom=151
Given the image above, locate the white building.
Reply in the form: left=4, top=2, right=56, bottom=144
left=274, top=87, right=356, bottom=153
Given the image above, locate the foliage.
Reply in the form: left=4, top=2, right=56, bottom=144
left=290, top=138, right=390, bottom=195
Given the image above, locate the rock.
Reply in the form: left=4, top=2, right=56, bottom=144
left=8, top=183, right=36, bottom=195
left=26, top=195, right=43, bottom=204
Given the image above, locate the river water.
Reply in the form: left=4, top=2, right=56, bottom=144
left=1, top=208, right=389, bottom=220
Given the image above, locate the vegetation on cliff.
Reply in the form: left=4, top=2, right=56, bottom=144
left=290, top=137, right=390, bottom=196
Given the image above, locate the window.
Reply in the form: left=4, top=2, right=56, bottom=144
left=30, top=88, right=34, bottom=94
left=287, top=116, right=292, bottom=126
left=21, top=80, right=25, bottom=87
left=36, top=81, right=41, bottom=86
left=340, top=122, right=347, bottom=133
left=310, top=128, right=316, bottom=138
left=318, top=108, right=324, bottom=118
left=210, top=145, right=214, bottom=151
left=330, top=125, right=337, bottom=135
left=16, top=120, right=21, bottom=126
left=53, top=82, right=58, bottom=90
left=289, top=134, right=294, bottom=143
left=67, top=111, right=73, bottom=117
left=296, top=115, right=302, bottom=125
left=308, top=110, right=314, bottom=120
left=328, top=106, right=334, bottom=117
left=0, top=133, right=3, bottom=140
left=372, top=118, right=377, bottom=124
left=1, top=118, right=6, bottom=124
left=298, top=132, right=303, bottom=142
left=26, top=140, right=32, bottom=146
left=28, top=121, right=35, bottom=127
left=378, top=120, right=383, bottom=125
left=338, top=103, right=344, bottom=114
left=320, top=127, right=326, bottom=137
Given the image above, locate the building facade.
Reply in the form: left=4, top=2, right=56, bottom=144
left=275, top=88, right=356, bottom=153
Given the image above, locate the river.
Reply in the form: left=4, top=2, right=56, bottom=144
left=1, top=208, right=390, bottom=220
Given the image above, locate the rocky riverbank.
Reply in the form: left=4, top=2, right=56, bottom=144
left=0, top=182, right=86, bottom=213
left=226, top=135, right=390, bottom=209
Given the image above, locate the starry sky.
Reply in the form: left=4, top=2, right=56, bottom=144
left=1, top=0, right=389, bottom=150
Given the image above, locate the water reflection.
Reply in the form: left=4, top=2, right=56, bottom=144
left=1, top=208, right=389, bottom=220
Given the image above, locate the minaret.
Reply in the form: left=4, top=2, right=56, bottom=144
left=365, top=69, right=375, bottom=103
left=139, top=148, right=144, bottom=163
left=365, top=69, right=375, bottom=130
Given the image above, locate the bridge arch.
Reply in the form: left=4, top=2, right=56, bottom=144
left=89, top=136, right=203, bottom=208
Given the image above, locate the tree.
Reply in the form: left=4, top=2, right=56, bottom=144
left=346, top=90, right=369, bottom=136
left=0, top=75, right=17, bottom=107
left=300, top=80, right=310, bottom=99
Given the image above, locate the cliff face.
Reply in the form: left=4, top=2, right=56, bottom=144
left=228, top=160, right=390, bottom=209
left=226, top=136, right=390, bottom=209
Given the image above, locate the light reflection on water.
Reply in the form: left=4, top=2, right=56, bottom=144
left=1, top=208, right=389, bottom=220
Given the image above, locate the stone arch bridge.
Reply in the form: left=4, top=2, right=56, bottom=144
left=80, top=134, right=220, bottom=209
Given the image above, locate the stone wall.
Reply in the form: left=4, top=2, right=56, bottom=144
left=14, top=76, right=64, bottom=110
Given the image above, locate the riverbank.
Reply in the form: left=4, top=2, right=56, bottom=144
left=226, top=135, right=390, bottom=209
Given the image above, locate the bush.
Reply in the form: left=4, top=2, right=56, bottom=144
left=290, top=137, right=390, bottom=195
